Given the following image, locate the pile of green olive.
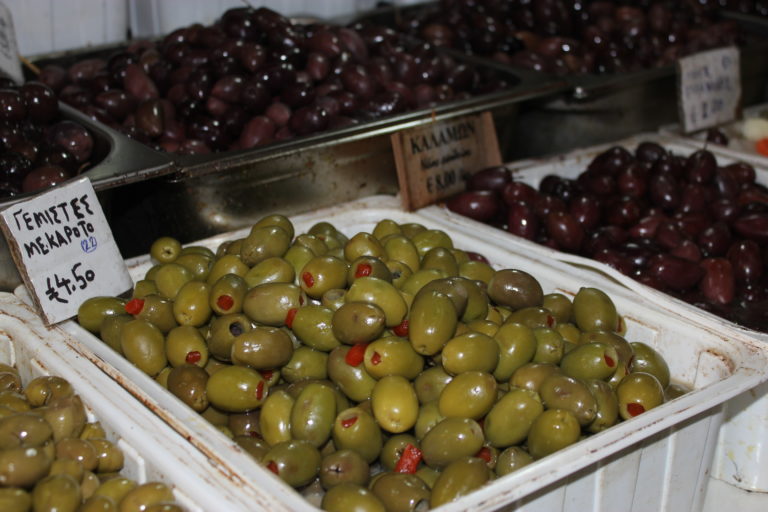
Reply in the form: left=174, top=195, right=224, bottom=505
left=0, top=366, right=181, bottom=512
left=77, top=215, right=682, bottom=511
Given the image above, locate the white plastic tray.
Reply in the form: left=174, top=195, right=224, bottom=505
left=417, top=136, right=768, bottom=497
left=659, top=103, right=768, bottom=169
left=0, top=292, right=262, bottom=511
left=18, top=195, right=768, bottom=512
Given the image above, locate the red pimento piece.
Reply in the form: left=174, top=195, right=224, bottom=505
left=370, top=351, right=382, bottom=365
left=185, top=351, right=202, bottom=364
left=216, top=294, right=234, bottom=311
left=394, top=443, right=423, bottom=474
left=546, top=315, right=555, bottom=328
left=256, top=381, right=265, bottom=400
left=341, top=415, right=358, bottom=428
left=627, top=403, right=645, bottom=417
left=345, top=343, right=368, bottom=366
left=302, top=271, right=315, bottom=288
left=260, top=370, right=274, bottom=381
left=285, top=308, right=298, bottom=328
left=125, top=298, right=145, bottom=315
left=604, top=354, right=615, bottom=367
left=475, top=446, right=492, bottom=463
left=393, top=319, right=409, bottom=337
left=267, top=461, right=279, bottom=474
left=355, top=263, right=373, bottom=278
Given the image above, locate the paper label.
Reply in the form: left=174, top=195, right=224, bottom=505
left=392, top=111, right=501, bottom=211
left=0, top=177, right=133, bottom=325
left=678, top=46, right=741, bottom=133
left=0, top=3, right=23, bottom=84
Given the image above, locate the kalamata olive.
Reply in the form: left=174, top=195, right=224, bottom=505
left=306, top=52, right=331, bottom=81
left=649, top=173, right=680, bottom=211
left=547, top=210, right=585, bottom=252
left=341, top=65, right=375, bottom=100
left=733, top=214, right=768, bottom=243
left=647, top=253, right=704, bottom=291
left=47, top=121, right=93, bottom=163
left=722, top=162, right=756, bottom=186
left=124, top=63, right=159, bottom=102
left=266, top=102, right=292, bottom=127
left=38, top=65, right=68, bottom=92
left=95, top=90, right=136, bottom=121
left=506, top=201, right=539, bottom=241
left=289, top=105, right=329, bottom=135
left=686, top=149, right=717, bottom=184
left=0, top=89, right=27, bottom=123
left=699, top=258, right=735, bottom=305
left=588, top=146, right=633, bottom=175
left=706, top=128, right=729, bottom=145
left=238, top=116, right=275, bottom=149
left=22, top=164, right=71, bottom=193
left=697, top=222, right=731, bottom=257
left=20, top=82, right=58, bottom=124
left=446, top=190, right=500, bottom=222
left=67, top=58, right=107, bottom=84
left=466, top=166, right=511, bottom=192
left=727, top=240, right=763, bottom=283
left=135, top=99, right=165, bottom=138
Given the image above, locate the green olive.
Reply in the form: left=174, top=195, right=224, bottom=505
left=230, top=326, right=294, bottom=369
left=408, top=289, right=457, bottom=356
left=345, top=277, right=407, bottom=328
left=421, top=417, right=484, bottom=469
left=510, top=362, right=562, bottom=393
left=586, top=379, right=619, bottom=433
left=150, top=237, right=181, bottom=263
left=542, top=293, right=573, bottom=324
left=174, top=252, right=213, bottom=282
left=320, top=449, right=370, bottom=489
left=78, top=297, right=127, bottom=334
left=153, top=263, right=192, bottom=300
left=172, top=280, right=211, bottom=327
left=165, top=325, right=208, bottom=368
left=347, top=256, right=392, bottom=286
left=0, top=444, right=52, bottom=487
left=617, top=372, right=665, bottom=420
left=420, top=247, right=459, bottom=277
left=117, top=482, right=174, bottom=512
left=244, top=257, right=295, bottom=287
left=290, top=382, right=337, bottom=448
left=371, top=376, right=418, bottom=434
left=344, top=233, right=386, bottom=262
left=240, top=225, right=292, bottom=266
left=363, top=337, right=423, bottom=380
left=294, top=233, right=328, bottom=256
left=438, top=371, right=496, bottom=419
left=414, top=401, right=444, bottom=441
left=630, top=342, right=670, bottom=389
left=243, top=283, right=303, bottom=327
left=484, top=387, right=543, bottom=448
left=496, top=446, right=534, bottom=477
left=458, top=260, right=495, bottom=285
left=133, top=295, right=177, bottom=334
left=332, top=302, right=386, bottom=345
left=207, top=313, right=252, bottom=362
left=572, top=287, right=619, bottom=333
left=487, top=269, right=543, bottom=311
left=281, top=347, right=328, bottom=383
left=120, top=319, right=167, bottom=377
left=167, top=365, right=209, bottom=413
left=55, top=438, right=98, bottom=471
left=0, top=413, right=52, bottom=449
left=38, top=395, right=86, bottom=441
left=430, top=457, right=490, bottom=508
left=532, top=327, right=565, bottom=365
left=301, top=256, right=350, bottom=299
left=414, top=367, right=453, bottom=405
left=99, top=315, right=132, bottom=354
left=321, top=483, right=385, bottom=512
left=539, top=373, right=597, bottom=427
left=92, top=477, right=136, bottom=503
left=410, top=229, right=453, bottom=258
left=379, top=434, right=419, bottom=472
left=506, top=306, right=557, bottom=330
left=527, top=408, right=581, bottom=459
left=332, top=407, right=382, bottom=464
left=441, top=332, right=499, bottom=375
left=560, top=342, right=619, bottom=381
left=493, top=322, right=537, bottom=381
left=327, top=346, right=377, bottom=403
left=383, top=235, right=420, bottom=273
left=371, top=472, right=430, bottom=512
left=0, top=488, right=32, bottom=512
left=32, top=473, right=80, bottom=512
left=291, top=305, right=341, bottom=352
left=206, top=366, right=267, bottom=413
left=372, top=219, right=402, bottom=240
left=259, top=390, right=295, bottom=446
left=24, top=376, right=73, bottom=407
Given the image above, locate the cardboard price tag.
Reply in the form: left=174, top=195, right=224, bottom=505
left=677, top=46, right=741, bottom=133
left=392, top=112, right=501, bottom=211
left=0, top=3, right=22, bottom=84
left=0, top=177, right=133, bottom=325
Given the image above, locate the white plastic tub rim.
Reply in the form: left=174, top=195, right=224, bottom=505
left=0, top=291, right=263, bottom=512
left=20, top=194, right=768, bottom=512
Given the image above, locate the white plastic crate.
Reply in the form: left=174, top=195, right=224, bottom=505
left=0, top=291, right=265, bottom=511
left=16, top=194, right=768, bottom=512
left=416, top=136, right=768, bottom=498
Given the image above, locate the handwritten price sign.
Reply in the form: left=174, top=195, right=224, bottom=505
left=677, top=47, right=741, bottom=133
left=0, top=177, right=132, bottom=324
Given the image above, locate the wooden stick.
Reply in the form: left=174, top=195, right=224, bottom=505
left=19, top=54, right=39, bottom=76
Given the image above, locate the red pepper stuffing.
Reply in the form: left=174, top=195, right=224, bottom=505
left=260, top=370, right=274, bottom=381
left=341, top=416, right=358, bottom=428
left=370, top=351, right=382, bottom=365
left=355, top=263, right=373, bottom=278
left=266, top=461, right=279, bottom=474
left=393, top=319, right=409, bottom=337
left=394, top=443, right=422, bottom=474
left=345, top=343, right=368, bottom=366
left=302, top=271, right=315, bottom=288
left=285, top=308, right=298, bottom=328
left=125, top=298, right=145, bottom=315
left=475, top=446, right=492, bottom=463
left=546, top=315, right=555, bottom=328
left=185, top=351, right=202, bottom=364
left=216, top=294, right=234, bottom=311
left=256, top=381, right=265, bottom=401
left=627, top=403, right=645, bottom=417
left=604, top=354, right=615, bottom=367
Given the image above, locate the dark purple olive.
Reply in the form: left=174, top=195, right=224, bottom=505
left=722, top=162, right=756, bottom=186
left=0, top=89, right=27, bottom=123
left=699, top=258, right=735, bottom=305
left=539, top=175, right=577, bottom=202
left=675, top=212, right=710, bottom=239
left=506, top=201, right=539, bottom=240
left=239, top=79, right=270, bottom=114
left=238, top=116, right=275, bottom=149
left=135, top=99, right=164, bottom=138
left=629, top=213, right=664, bottom=240
left=616, top=162, right=648, bottom=197
left=211, top=75, right=245, bottom=103
left=446, top=190, right=500, bottom=222
left=280, top=84, right=316, bottom=108
left=67, top=58, right=107, bottom=84
left=649, top=173, right=680, bottom=211
left=670, top=239, right=702, bottom=262
left=95, top=90, right=135, bottom=121
left=579, top=171, right=616, bottom=196
left=647, top=253, right=704, bottom=291
left=711, top=199, right=741, bottom=224
left=341, top=64, right=375, bottom=100
left=47, top=121, right=93, bottom=163
left=697, top=222, right=732, bottom=257
left=605, top=197, right=642, bottom=227
left=706, top=128, right=728, bottom=146
left=265, top=102, right=291, bottom=127
left=306, top=52, right=330, bottom=81
left=124, top=63, right=159, bottom=102
left=733, top=214, right=768, bottom=243
left=467, top=166, right=511, bottom=192
left=547, top=210, right=585, bottom=252
left=686, top=149, right=717, bottom=184
left=0, top=152, right=32, bottom=185
left=20, top=82, right=58, bottom=124
left=38, top=65, right=68, bottom=92
left=569, top=194, right=601, bottom=230
left=727, top=240, right=763, bottom=283
left=22, top=164, right=71, bottom=193
left=288, top=105, right=329, bottom=135
left=588, top=145, right=633, bottom=175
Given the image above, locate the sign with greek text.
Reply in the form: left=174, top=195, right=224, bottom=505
left=392, top=111, right=501, bottom=210
left=0, top=3, right=23, bottom=84
left=0, top=177, right=132, bottom=325
left=677, top=47, right=741, bottom=133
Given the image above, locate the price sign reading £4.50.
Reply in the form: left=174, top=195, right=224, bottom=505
left=0, top=177, right=133, bottom=325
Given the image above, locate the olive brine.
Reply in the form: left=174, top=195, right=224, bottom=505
left=0, top=368, right=181, bottom=511
left=78, top=216, right=680, bottom=510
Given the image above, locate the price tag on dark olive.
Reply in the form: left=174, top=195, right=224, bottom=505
left=0, top=3, right=23, bottom=84
left=677, top=47, right=741, bottom=134
left=391, top=111, right=501, bottom=211
left=0, top=176, right=132, bottom=324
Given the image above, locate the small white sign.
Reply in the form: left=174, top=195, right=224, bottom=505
left=678, top=47, right=741, bottom=133
left=0, top=177, right=133, bottom=325
left=0, top=3, right=23, bottom=84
